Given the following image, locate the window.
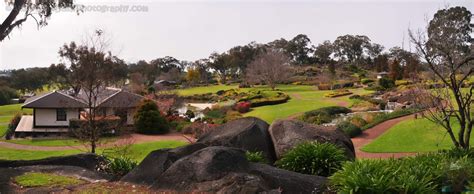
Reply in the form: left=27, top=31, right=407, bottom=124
left=56, top=109, right=67, bottom=121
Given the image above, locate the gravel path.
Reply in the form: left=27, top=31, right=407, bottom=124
left=0, top=133, right=193, bottom=151
left=351, top=114, right=417, bottom=158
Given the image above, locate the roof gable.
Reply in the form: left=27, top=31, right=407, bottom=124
left=97, top=91, right=144, bottom=108
left=23, top=91, right=88, bottom=108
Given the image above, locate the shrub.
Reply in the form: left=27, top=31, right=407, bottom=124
left=245, top=151, right=267, bottom=164
left=302, top=106, right=351, bottom=125
left=100, top=156, right=138, bottom=177
left=5, top=113, right=22, bottom=140
left=0, top=86, right=17, bottom=105
left=324, top=90, right=353, bottom=98
left=360, top=78, right=375, bottom=84
left=395, top=80, right=411, bottom=86
left=336, top=121, right=362, bottom=138
left=330, top=151, right=474, bottom=193
left=361, top=108, right=418, bottom=130
left=349, top=116, right=368, bottom=127
left=134, top=99, right=170, bottom=134
left=317, top=84, right=331, bottom=90
left=185, top=110, right=195, bottom=119
left=378, top=77, right=395, bottom=90
left=276, top=141, right=348, bottom=177
left=235, top=101, right=251, bottom=113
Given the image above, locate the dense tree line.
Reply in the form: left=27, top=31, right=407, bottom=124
left=0, top=32, right=424, bottom=95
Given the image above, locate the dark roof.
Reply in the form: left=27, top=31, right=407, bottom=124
left=23, top=88, right=144, bottom=109
left=74, top=88, right=121, bottom=106
left=98, top=90, right=144, bottom=108
left=23, top=91, right=88, bottom=108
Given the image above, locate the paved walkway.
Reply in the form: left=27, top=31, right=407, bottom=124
left=351, top=114, right=417, bottom=158
left=0, top=133, right=192, bottom=151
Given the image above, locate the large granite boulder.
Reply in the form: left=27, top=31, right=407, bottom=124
left=151, top=146, right=327, bottom=193
left=0, top=154, right=105, bottom=171
left=197, top=117, right=276, bottom=162
left=269, top=119, right=355, bottom=159
left=121, top=143, right=207, bottom=185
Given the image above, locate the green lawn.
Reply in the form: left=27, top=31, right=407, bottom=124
left=0, top=140, right=187, bottom=162
left=14, top=172, right=85, bottom=188
left=0, top=104, right=31, bottom=138
left=176, top=84, right=372, bottom=123
left=362, top=118, right=474, bottom=153
left=243, top=86, right=371, bottom=123
left=6, top=138, right=84, bottom=147
left=175, top=84, right=240, bottom=96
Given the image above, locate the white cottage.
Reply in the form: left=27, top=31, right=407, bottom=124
left=16, top=88, right=144, bottom=134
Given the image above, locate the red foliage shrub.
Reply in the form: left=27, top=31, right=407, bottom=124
left=235, top=101, right=251, bottom=113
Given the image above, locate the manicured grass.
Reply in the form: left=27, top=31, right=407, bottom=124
left=0, top=147, right=81, bottom=160
left=14, top=172, right=84, bottom=188
left=0, top=104, right=31, bottom=138
left=3, top=137, right=120, bottom=147
left=0, top=140, right=187, bottom=162
left=175, top=84, right=240, bottom=96
left=103, top=140, right=188, bottom=162
left=244, top=86, right=371, bottom=123
left=0, top=125, right=7, bottom=137
left=0, top=104, right=31, bottom=117
left=176, top=84, right=372, bottom=123
left=362, top=118, right=474, bottom=153
left=6, top=138, right=83, bottom=147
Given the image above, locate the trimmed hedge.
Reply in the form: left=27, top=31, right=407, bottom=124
left=324, top=90, right=353, bottom=98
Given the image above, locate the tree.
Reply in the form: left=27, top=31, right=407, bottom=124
left=185, top=67, right=200, bottom=86
left=64, top=30, right=126, bottom=153
left=1, top=0, right=75, bottom=42
left=410, top=6, right=473, bottom=149
left=227, top=42, right=265, bottom=77
left=287, top=34, right=313, bottom=65
left=208, top=52, right=234, bottom=84
left=313, top=40, right=333, bottom=64
left=246, top=50, right=291, bottom=90
left=134, top=99, right=169, bottom=134
left=388, top=59, right=402, bottom=80
left=374, top=54, right=389, bottom=72
left=333, top=35, right=371, bottom=64
left=10, top=67, right=49, bottom=93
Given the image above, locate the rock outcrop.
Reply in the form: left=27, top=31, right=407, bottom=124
left=268, top=119, right=355, bottom=159
left=197, top=117, right=276, bottom=162
left=151, top=146, right=328, bottom=193
left=121, top=143, right=207, bottom=185
left=120, top=117, right=356, bottom=193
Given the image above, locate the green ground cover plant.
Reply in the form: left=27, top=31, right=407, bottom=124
left=245, top=151, right=267, bottom=164
left=276, top=141, right=348, bottom=177
left=330, top=150, right=474, bottom=193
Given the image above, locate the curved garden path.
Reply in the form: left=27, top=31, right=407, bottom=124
left=0, top=133, right=192, bottom=151
left=351, top=114, right=417, bottom=158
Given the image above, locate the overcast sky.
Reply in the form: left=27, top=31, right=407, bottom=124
left=0, top=0, right=472, bottom=70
